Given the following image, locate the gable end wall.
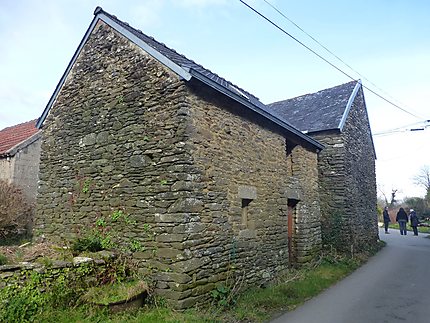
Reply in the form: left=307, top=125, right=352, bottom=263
left=34, top=20, right=195, bottom=289
left=342, top=89, right=378, bottom=251
left=312, top=89, right=378, bottom=252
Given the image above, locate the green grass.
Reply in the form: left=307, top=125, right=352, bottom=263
left=16, top=253, right=368, bottom=323
left=0, top=253, right=7, bottom=265
left=229, top=257, right=360, bottom=322
left=83, top=280, right=148, bottom=305
left=388, top=223, right=430, bottom=234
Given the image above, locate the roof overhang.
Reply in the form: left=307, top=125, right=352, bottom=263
left=0, top=131, right=41, bottom=158
left=187, top=68, right=324, bottom=151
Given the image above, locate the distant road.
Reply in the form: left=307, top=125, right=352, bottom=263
left=272, top=228, right=430, bottom=323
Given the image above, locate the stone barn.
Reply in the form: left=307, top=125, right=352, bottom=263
left=268, top=81, right=378, bottom=253
left=35, top=7, right=323, bottom=308
left=0, top=119, right=41, bottom=203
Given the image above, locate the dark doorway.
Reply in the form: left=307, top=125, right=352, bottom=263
left=287, top=198, right=299, bottom=265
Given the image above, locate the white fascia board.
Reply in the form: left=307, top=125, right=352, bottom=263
left=338, top=80, right=362, bottom=132
left=37, top=13, right=191, bottom=129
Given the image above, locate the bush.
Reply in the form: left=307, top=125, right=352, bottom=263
left=0, top=253, right=7, bottom=265
left=0, top=180, right=33, bottom=239
left=71, top=236, right=104, bottom=254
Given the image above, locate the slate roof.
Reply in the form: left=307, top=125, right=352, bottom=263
left=36, top=7, right=323, bottom=151
left=268, top=81, right=360, bottom=133
left=0, top=120, right=39, bottom=156
left=96, top=8, right=259, bottom=104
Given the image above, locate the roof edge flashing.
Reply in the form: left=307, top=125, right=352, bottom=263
left=338, top=80, right=361, bottom=132
left=94, top=6, right=103, bottom=15
left=36, top=8, right=192, bottom=129
left=36, top=15, right=101, bottom=129
left=97, top=13, right=192, bottom=81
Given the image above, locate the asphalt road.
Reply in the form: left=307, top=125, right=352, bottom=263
left=272, top=228, right=430, bottom=323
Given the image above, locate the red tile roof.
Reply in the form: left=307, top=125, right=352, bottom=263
left=0, top=119, right=39, bottom=155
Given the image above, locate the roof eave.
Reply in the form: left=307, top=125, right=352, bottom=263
left=0, top=131, right=41, bottom=157
left=188, top=68, right=324, bottom=151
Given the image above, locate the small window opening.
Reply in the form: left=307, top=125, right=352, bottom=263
left=242, top=198, right=252, bottom=227
left=286, top=141, right=297, bottom=176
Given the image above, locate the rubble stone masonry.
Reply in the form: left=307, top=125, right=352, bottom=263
left=313, top=89, right=378, bottom=252
left=35, top=21, right=321, bottom=308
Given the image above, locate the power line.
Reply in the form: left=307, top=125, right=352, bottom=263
left=238, top=0, right=426, bottom=120
left=261, top=0, right=418, bottom=115
left=373, top=120, right=430, bottom=136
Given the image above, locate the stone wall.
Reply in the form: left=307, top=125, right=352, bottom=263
left=0, top=253, right=115, bottom=291
left=35, top=20, right=321, bottom=309
left=312, top=88, right=377, bottom=252
left=35, top=21, right=193, bottom=308
left=35, top=20, right=189, bottom=241
left=290, top=145, right=322, bottom=262
left=154, top=83, right=322, bottom=307
left=312, top=131, right=349, bottom=249
left=343, top=89, right=378, bottom=251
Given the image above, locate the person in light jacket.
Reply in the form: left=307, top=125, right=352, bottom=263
left=410, top=209, right=419, bottom=236
left=396, top=207, right=408, bottom=235
left=383, top=206, right=391, bottom=234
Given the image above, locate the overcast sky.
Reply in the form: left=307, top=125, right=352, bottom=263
left=1, top=0, right=429, bottom=200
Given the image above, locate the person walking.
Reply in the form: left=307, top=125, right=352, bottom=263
left=383, top=206, right=390, bottom=234
left=396, top=207, right=408, bottom=235
left=410, top=209, right=419, bottom=236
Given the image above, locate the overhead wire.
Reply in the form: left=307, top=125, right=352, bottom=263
left=373, top=120, right=430, bottom=136
left=261, top=0, right=417, bottom=115
left=238, top=0, right=426, bottom=120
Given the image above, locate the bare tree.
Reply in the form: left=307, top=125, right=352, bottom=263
left=414, top=165, right=430, bottom=192
left=377, top=184, right=399, bottom=207
left=377, top=184, right=389, bottom=206
left=390, top=189, right=398, bottom=207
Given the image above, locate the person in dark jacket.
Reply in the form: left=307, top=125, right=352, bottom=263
left=410, top=209, right=419, bottom=236
left=396, top=207, right=408, bottom=235
left=383, top=206, right=391, bottom=234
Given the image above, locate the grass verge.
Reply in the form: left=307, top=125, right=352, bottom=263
left=8, top=243, right=385, bottom=323
left=388, top=223, right=430, bottom=234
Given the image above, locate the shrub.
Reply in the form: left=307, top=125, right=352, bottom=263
left=0, top=180, right=33, bottom=239
left=0, top=253, right=7, bottom=265
left=71, top=236, right=104, bottom=254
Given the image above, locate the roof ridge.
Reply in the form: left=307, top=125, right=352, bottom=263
left=0, top=119, right=37, bottom=132
left=269, top=80, right=358, bottom=105
left=93, top=7, right=258, bottom=101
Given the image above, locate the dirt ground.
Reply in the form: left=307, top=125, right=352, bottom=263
left=0, top=242, right=71, bottom=264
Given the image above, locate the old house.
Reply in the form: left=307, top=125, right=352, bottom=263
left=0, top=119, right=41, bottom=203
left=268, top=81, right=378, bottom=253
left=35, top=7, right=323, bottom=308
